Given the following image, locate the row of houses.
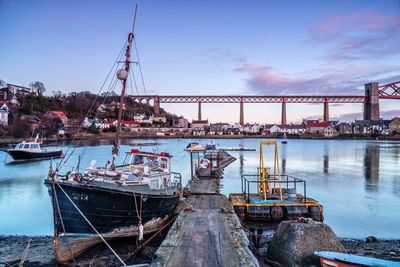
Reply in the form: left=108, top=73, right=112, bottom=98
left=190, top=118, right=400, bottom=137
left=81, top=114, right=189, bottom=130
left=1, top=84, right=39, bottom=106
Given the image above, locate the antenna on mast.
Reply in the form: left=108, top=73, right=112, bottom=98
left=131, top=4, right=138, bottom=34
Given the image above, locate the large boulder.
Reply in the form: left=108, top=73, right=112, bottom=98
left=267, top=220, right=346, bottom=266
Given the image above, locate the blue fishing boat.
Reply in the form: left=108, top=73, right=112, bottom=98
left=315, top=251, right=400, bottom=267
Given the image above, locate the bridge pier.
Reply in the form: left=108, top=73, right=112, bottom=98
left=239, top=97, right=244, bottom=125
left=323, top=99, right=329, bottom=122
left=364, top=82, right=380, bottom=120
left=154, top=96, right=160, bottom=114
left=281, top=99, right=287, bottom=125
left=198, top=102, right=202, bottom=120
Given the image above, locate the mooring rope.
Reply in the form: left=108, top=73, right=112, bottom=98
left=50, top=177, right=77, bottom=265
left=55, top=182, right=127, bottom=266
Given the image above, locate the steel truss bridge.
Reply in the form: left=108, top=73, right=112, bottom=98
left=130, top=81, right=400, bottom=124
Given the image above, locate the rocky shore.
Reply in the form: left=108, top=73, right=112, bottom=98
left=0, top=233, right=167, bottom=267
left=1, top=235, right=399, bottom=266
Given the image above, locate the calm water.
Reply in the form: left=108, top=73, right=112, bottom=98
left=0, top=138, right=399, bottom=238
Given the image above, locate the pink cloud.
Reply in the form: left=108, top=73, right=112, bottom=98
left=311, top=10, right=400, bottom=60
left=235, top=63, right=399, bottom=96
left=312, top=11, right=400, bottom=40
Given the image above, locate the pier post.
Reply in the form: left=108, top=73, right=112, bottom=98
left=323, top=99, right=329, bottom=122
left=154, top=96, right=160, bottom=114
left=239, top=97, right=244, bottom=125
left=281, top=99, right=287, bottom=125
left=364, top=82, right=380, bottom=120
left=198, top=102, right=202, bottom=121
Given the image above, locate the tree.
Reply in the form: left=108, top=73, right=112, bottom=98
left=0, top=79, right=6, bottom=88
left=29, top=81, right=46, bottom=95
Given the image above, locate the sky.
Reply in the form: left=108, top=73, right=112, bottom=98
left=1, top=0, right=400, bottom=123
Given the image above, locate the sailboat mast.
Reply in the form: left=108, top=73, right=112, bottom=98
left=112, top=5, right=138, bottom=170
left=115, top=32, right=133, bottom=144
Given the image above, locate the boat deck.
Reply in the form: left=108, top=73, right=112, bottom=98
left=230, top=192, right=320, bottom=206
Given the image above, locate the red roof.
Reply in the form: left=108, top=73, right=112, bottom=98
left=48, top=111, right=66, bottom=117
left=306, top=122, right=330, bottom=128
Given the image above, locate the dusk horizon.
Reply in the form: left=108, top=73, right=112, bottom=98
left=1, top=0, right=400, bottom=123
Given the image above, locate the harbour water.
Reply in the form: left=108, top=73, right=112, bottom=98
left=0, top=138, right=399, bottom=239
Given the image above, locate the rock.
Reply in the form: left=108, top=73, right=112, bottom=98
left=366, top=236, right=379, bottom=243
left=267, top=221, right=346, bottom=267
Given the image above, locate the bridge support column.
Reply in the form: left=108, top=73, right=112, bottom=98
left=323, top=99, right=329, bottom=122
left=364, top=82, right=380, bottom=120
left=198, top=102, right=202, bottom=120
left=281, top=100, right=286, bottom=125
left=239, top=97, right=244, bottom=125
left=154, top=96, right=160, bottom=114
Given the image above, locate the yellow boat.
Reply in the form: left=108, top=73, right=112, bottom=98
left=229, top=141, right=323, bottom=222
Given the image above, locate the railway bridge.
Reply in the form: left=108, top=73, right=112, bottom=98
left=131, top=81, right=400, bottom=124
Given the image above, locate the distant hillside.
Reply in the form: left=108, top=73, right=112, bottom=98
left=17, top=93, right=177, bottom=120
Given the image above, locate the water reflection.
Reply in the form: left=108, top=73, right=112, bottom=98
left=0, top=139, right=399, bottom=238
left=364, top=144, right=380, bottom=192
left=323, top=144, right=329, bottom=174
left=281, top=143, right=287, bottom=174
left=239, top=151, right=244, bottom=177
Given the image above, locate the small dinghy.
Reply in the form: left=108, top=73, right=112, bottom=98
left=315, top=251, right=400, bottom=267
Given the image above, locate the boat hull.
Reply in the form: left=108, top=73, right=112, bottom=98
left=44, top=180, right=180, bottom=263
left=315, top=251, right=400, bottom=267
left=8, top=149, right=63, bottom=161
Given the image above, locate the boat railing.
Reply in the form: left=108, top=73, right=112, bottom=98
left=241, top=174, right=307, bottom=203
left=170, top=172, right=182, bottom=190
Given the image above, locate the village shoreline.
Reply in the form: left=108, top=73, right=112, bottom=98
left=1, top=133, right=400, bottom=148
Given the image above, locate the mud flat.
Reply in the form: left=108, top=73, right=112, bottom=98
left=0, top=232, right=168, bottom=266
left=341, top=239, right=400, bottom=262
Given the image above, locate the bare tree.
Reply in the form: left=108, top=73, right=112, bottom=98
left=29, top=81, right=46, bottom=95
left=0, top=79, right=7, bottom=88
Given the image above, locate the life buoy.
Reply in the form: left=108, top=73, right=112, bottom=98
left=199, top=159, right=211, bottom=169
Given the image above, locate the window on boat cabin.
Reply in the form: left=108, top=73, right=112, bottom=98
left=132, top=155, right=144, bottom=165
left=30, top=144, right=39, bottom=149
left=23, top=144, right=30, bottom=149
left=16, top=144, right=23, bottom=149
left=160, top=158, right=168, bottom=169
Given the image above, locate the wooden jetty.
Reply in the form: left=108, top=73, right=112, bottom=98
left=151, top=151, right=259, bottom=267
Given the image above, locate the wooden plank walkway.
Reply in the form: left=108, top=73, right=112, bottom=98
left=151, top=149, right=258, bottom=267
left=151, top=193, right=259, bottom=267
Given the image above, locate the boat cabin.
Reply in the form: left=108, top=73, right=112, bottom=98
left=14, top=142, right=41, bottom=151
left=122, top=149, right=172, bottom=175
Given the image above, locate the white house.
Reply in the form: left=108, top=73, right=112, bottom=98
left=133, top=114, right=146, bottom=122
left=281, top=124, right=307, bottom=135
left=82, top=117, right=111, bottom=129
left=243, top=123, right=260, bottom=134
left=268, top=125, right=282, bottom=135
left=324, top=125, right=339, bottom=137
left=0, top=103, right=9, bottom=126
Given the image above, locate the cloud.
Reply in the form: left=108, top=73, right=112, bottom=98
left=204, top=48, right=246, bottom=65
left=311, top=11, right=400, bottom=60
left=235, top=62, right=398, bottom=95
